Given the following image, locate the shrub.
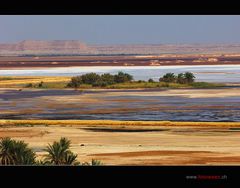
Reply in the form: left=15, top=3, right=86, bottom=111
left=81, top=159, right=103, bottom=166
left=159, top=73, right=176, bottom=83
left=114, top=71, right=133, bottom=83
left=92, top=80, right=108, bottom=87
left=67, top=72, right=134, bottom=88
left=38, top=81, right=44, bottom=88
left=161, top=82, right=169, bottom=87
left=91, top=159, right=103, bottom=166
left=148, top=78, right=154, bottom=83
left=67, top=76, right=83, bottom=88
left=26, top=83, right=33, bottom=88
left=100, top=73, right=115, bottom=85
left=81, top=73, right=101, bottom=85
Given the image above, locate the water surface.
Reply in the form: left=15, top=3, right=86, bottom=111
left=1, top=65, right=240, bottom=83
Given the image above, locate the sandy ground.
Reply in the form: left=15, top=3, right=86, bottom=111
left=93, top=88, right=240, bottom=98
left=1, top=87, right=240, bottom=98
left=1, top=125, right=240, bottom=165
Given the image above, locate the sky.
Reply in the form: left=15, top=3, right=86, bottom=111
left=0, top=15, right=240, bottom=44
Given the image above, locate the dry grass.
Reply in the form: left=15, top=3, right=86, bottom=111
left=0, top=76, right=70, bottom=88
left=0, top=119, right=240, bottom=127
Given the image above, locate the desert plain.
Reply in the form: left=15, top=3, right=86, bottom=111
left=1, top=51, right=240, bottom=165
left=1, top=86, right=240, bottom=165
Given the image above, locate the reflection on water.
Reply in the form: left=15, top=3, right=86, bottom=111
left=1, top=65, right=240, bottom=83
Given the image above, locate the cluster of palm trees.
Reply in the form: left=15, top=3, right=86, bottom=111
left=159, top=72, right=195, bottom=84
left=0, top=137, right=102, bottom=166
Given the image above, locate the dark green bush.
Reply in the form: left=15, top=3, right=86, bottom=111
left=81, top=73, right=101, bottom=84
left=100, top=73, right=115, bottom=85
left=160, top=72, right=195, bottom=84
left=67, top=72, right=134, bottom=88
left=114, top=71, right=133, bottom=83
left=67, top=76, right=83, bottom=88
left=148, top=78, right=154, bottom=83
left=26, top=83, right=33, bottom=88
left=159, top=73, right=176, bottom=83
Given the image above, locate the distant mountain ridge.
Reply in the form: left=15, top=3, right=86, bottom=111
left=0, top=40, right=94, bottom=55
left=0, top=40, right=240, bottom=56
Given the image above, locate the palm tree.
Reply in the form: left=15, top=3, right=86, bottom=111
left=64, top=152, right=79, bottom=165
left=184, top=72, right=195, bottom=83
left=159, top=73, right=176, bottom=83
left=44, top=137, right=78, bottom=165
left=13, top=140, right=36, bottom=165
left=0, top=137, right=15, bottom=165
left=91, top=159, right=103, bottom=166
left=81, top=159, right=103, bottom=166
left=177, top=73, right=186, bottom=84
left=0, top=137, right=36, bottom=165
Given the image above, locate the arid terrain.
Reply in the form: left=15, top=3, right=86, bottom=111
left=1, top=86, right=240, bottom=165
left=0, top=41, right=240, bottom=165
left=1, top=40, right=240, bottom=55
left=1, top=54, right=240, bottom=68
left=1, top=40, right=240, bottom=68
left=1, top=121, right=240, bottom=165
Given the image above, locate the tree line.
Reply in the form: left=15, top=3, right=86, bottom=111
left=0, top=137, right=102, bottom=166
left=159, top=72, right=195, bottom=84
left=67, top=71, right=195, bottom=88
left=67, top=71, right=133, bottom=88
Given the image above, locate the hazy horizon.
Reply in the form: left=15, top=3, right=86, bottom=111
left=1, top=15, right=240, bottom=44
left=1, top=39, right=240, bottom=45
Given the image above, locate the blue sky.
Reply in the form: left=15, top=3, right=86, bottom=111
left=0, top=15, right=240, bottom=44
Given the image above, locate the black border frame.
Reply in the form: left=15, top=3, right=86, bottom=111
left=1, top=0, right=240, bottom=186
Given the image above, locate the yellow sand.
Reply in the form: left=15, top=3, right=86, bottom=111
left=1, top=119, right=240, bottom=127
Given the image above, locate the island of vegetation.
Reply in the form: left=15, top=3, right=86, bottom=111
left=5, top=71, right=223, bottom=89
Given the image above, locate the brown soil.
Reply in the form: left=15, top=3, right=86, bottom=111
left=90, top=150, right=216, bottom=157
left=1, top=55, right=240, bottom=68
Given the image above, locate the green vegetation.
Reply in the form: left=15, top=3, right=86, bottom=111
left=114, top=71, right=133, bottom=83
left=0, top=137, right=36, bottom=165
left=1, top=72, right=224, bottom=89
left=0, top=137, right=102, bottom=166
left=189, top=82, right=224, bottom=88
left=159, top=72, right=176, bottom=83
left=105, top=81, right=186, bottom=89
left=26, top=81, right=68, bottom=89
left=82, top=159, right=103, bottom=166
left=44, top=137, right=79, bottom=165
left=148, top=78, right=154, bottom=83
left=159, top=72, right=195, bottom=84
left=67, top=71, right=133, bottom=88
left=66, top=71, right=221, bottom=89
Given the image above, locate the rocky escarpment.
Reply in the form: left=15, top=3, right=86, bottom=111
left=0, top=40, right=240, bottom=56
left=0, top=40, right=96, bottom=55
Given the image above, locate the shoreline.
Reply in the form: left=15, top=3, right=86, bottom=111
left=1, top=63, right=240, bottom=70
left=1, top=119, right=240, bottom=127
